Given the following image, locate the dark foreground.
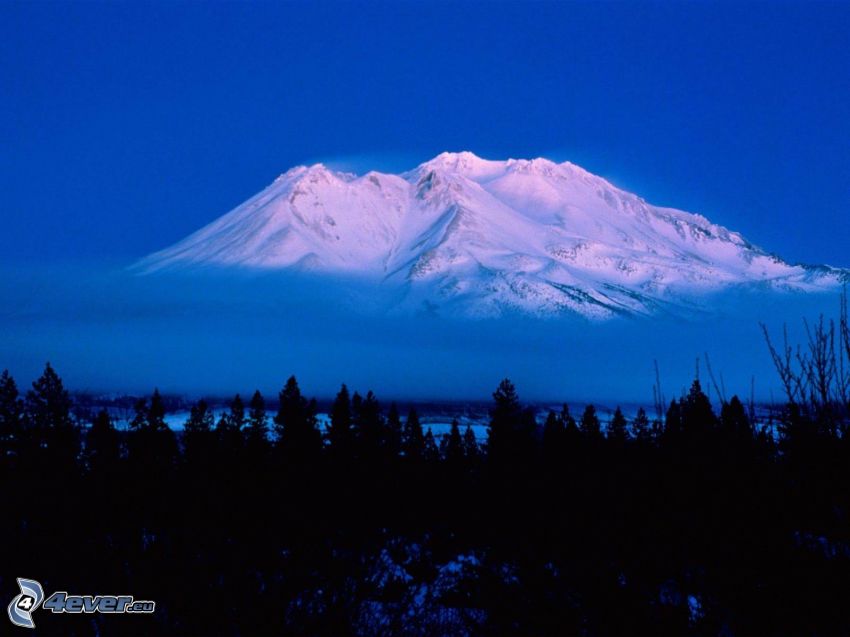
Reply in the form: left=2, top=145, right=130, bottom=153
left=2, top=365, right=850, bottom=636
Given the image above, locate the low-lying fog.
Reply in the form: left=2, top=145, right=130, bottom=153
left=0, top=262, right=842, bottom=404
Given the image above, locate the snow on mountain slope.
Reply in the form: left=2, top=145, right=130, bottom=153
left=136, top=152, right=846, bottom=319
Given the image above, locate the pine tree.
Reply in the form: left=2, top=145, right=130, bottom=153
left=423, top=428, right=439, bottom=463
left=487, top=378, right=522, bottom=461
left=357, top=390, right=384, bottom=457
left=129, top=397, right=148, bottom=431
left=243, top=390, right=269, bottom=462
left=441, top=419, right=464, bottom=466
left=228, top=394, right=246, bottom=430
left=26, top=362, right=73, bottom=430
left=632, top=407, right=652, bottom=443
left=26, top=362, right=78, bottom=468
left=542, top=409, right=564, bottom=449
left=720, top=395, right=751, bottom=439
left=186, top=399, right=215, bottom=433
left=562, top=404, right=580, bottom=446
left=245, top=391, right=268, bottom=443
left=216, top=394, right=244, bottom=454
left=682, top=380, right=716, bottom=435
left=127, top=389, right=177, bottom=472
left=0, top=370, right=23, bottom=467
left=608, top=406, right=628, bottom=443
left=580, top=404, right=602, bottom=439
left=665, top=399, right=683, bottom=438
left=128, top=389, right=170, bottom=432
left=274, top=376, right=321, bottom=460
left=462, top=424, right=479, bottom=461
left=386, top=402, right=402, bottom=457
left=86, top=409, right=120, bottom=475
left=149, top=389, right=168, bottom=431
left=327, top=384, right=353, bottom=452
left=184, top=399, right=215, bottom=465
left=402, top=407, right=425, bottom=460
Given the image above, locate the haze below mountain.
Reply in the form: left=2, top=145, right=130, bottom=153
left=2, top=153, right=845, bottom=401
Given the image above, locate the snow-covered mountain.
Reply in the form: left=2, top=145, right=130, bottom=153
left=137, top=152, right=846, bottom=319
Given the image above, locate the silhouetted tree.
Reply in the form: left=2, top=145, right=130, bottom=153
left=423, top=428, right=439, bottom=463
left=487, top=378, right=523, bottom=462
left=386, top=402, right=403, bottom=457
left=327, top=384, right=353, bottom=453
left=440, top=419, right=465, bottom=467
left=562, top=404, right=580, bottom=448
left=462, top=424, right=479, bottom=461
left=216, top=394, right=244, bottom=455
left=127, top=389, right=177, bottom=474
left=682, top=379, right=716, bottom=435
left=608, top=406, right=628, bottom=443
left=85, top=409, right=120, bottom=476
left=357, top=390, right=384, bottom=458
left=632, top=407, right=651, bottom=443
left=274, top=376, right=322, bottom=460
left=0, top=369, right=23, bottom=468
left=26, top=362, right=78, bottom=469
left=184, top=399, right=215, bottom=465
left=244, top=390, right=268, bottom=447
left=402, top=407, right=424, bottom=459
left=580, top=404, right=602, bottom=439
left=665, top=399, right=683, bottom=438
left=720, top=395, right=751, bottom=439
left=542, top=409, right=564, bottom=448
left=148, top=388, right=168, bottom=431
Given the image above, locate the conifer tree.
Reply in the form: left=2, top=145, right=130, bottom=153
left=216, top=394, right=244, bottom=454
left=441, top=419, right=465, bottom=466
left=665, top=399, right=683, bottom=438
left=127, top=389, right=177, bottom=472
left=422, top=427, right=439, bottom=463
left=632, top=407, right=652, bottom=443
left=149, top=388, right=168, bottom=431
left=129, top=397, right=148, bottom=431
left=86, top=409, right=120, bottom=475
left=562, top=404, right=580, bottom=446
left=462, top=424, right=479, bottom=460
left=228, top=394, right=246, bottom=430
left=184, top=399, right=215, bottom=464
left=608, top=406, right=628, bottom=443
left=682, top=380, right=716, bottom=435
left=26, top=362, right=78, bottom=468
left=327, top=384, right=353, bottom=452
left=720, top=395, right=751, bottom=439
left=386, top=402, right=403, bottom=457
left=26, top=362, right=73, bottom=430
left=357, top=390, right=384, bottom=457
left=274, top=376, right=322, bottom=459
left=580, top=404, right=602, bottom=439
left=0, top=370, right=23, bottom=467
left=487, top=378, right=522, bottom=461
left=402, top=407, right=425, bottom=459
left=244, top=390, right=269, bottom=460
left=542, top=409, right=564, bottom=449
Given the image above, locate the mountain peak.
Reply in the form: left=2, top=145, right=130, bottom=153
left=138, top=155, right=845, bottom=319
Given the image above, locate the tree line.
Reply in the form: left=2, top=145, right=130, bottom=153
left=2, top=352, right=850, bottom=635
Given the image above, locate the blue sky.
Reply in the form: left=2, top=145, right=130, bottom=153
left=2, top=0, right=849, bottom=267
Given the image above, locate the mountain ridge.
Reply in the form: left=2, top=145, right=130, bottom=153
left=137, top=152, right=846, bottom=319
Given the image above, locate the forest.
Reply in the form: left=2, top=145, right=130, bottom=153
left=2, top=297, right=850, bottom=636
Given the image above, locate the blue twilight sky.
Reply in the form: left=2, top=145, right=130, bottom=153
left=2, top=1, right=849, bottom=268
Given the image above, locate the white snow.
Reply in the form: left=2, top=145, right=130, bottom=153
left=136, top=152, right=844, bottom=319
